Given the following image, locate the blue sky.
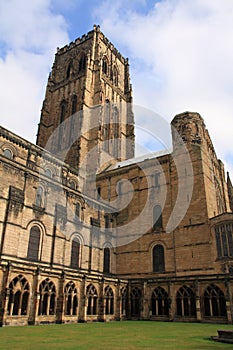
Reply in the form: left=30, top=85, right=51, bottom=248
left=0, top=0, right=233, bottom=174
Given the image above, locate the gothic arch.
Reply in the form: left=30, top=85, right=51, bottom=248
left=64, top=281, right=78, bottom=316
left=102, top=56, right=109, bottom=75
left=86, top=284, right=98, bottom=315
left=130, top=287, right=141, bottom=317
left=7, top=275, right=30, bottom=316
left=104, top=286, right=114, bottom=315
left=66, top=61, right=72, bottom=79
left=38, top=278, right=56, bottom=316
left=176, top=285, right=196, bottom=317
left=203, top=284, right=227, bottom=317
left=78, top=53, right=87, bottom=72
left=151, top=287, right=169, bottom=316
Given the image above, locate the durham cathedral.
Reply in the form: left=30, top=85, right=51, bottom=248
left=0, top=25, right=233, bottom=326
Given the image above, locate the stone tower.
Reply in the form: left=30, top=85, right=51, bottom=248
left=171, top=111, right=231, bottom=218
left=36, top=25, right=135, bottom=171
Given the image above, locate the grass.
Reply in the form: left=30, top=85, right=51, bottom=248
left=0, top=321, right=233, bottom=350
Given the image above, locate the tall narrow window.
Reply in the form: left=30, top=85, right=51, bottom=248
left=102, top=57, right=108, bottom=75
left=103, top=247, right=110, bottom=274
left=70, top=237, right=80, bottom=268
left=153, top=205, right=163, bottom=230
left=154, top=173, right=160, bottom=187
left=35, top=186, right=44, bottom=208
left=71, top=95, right=77, bottom=115
left=27, top=225, right=41, bottom=261
left=113, top=107, right=119, bottom=158
left=113, top=66, right=118, bottom=86
left=7, top=275, right=29, bottom=316
left=66, top=63, right=71, bottom=79
left=75, top=202, right=81, bottom=219
left=58, top=100, right=66, bottom=150
left=105, top=215, right=110, bottom=228
left=153, top=245, right=165, bottom=273
left=79, top=54, right=86, bottom=72
left=97, top=186, right=101, bottom=197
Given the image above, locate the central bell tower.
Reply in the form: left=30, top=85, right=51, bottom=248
left=36, top=25, right=135, bottom=170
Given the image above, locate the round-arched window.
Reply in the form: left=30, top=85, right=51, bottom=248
left=3, top=148, right=13, bottom=159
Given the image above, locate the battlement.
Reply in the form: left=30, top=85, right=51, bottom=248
left=56, top=24, right=127, bottom=64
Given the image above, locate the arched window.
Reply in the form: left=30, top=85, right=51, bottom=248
left=153, top=205, right=163, bottom=230
left=79, top=54, right=86, bottom=72
left=176, top=286, right=196, bottom=317
left=64, top=281, right=78, bottom=316
left=104, top=286, right=114, bottom=315
left=113, top=66, right=118, bottom=86
left=105, top=215, right=110, bottom=228
left=60, top=100, right=66, bottom=124
left=3, top=148, right=13, bottom=159
left=7, top=275, right=30, bottom=316
left=152, top=245, right=165, bottom=273
left=58, top=100, right=66, bottom=150
left=35, top=186, right=44, bottom=208
left=130, top=287, right=141, bottom=317
left=103, top=247, right=110, bottom=274
left=70, top=237, right=80, bottom=268
left=102, top=57, right=108, bottom=75
left=38, top=279, right=56, bottom=316
left=86, top=284, right=98, bottom=315
left=70, top=180, right=76, bottom=189
left=27, top=225, right=41, bottom=261
left=71, top=95, right=77, bottom=115
left=75, top=202, right=81, bottom=219
left=203, top=284, right=227, bottom=317
left=121, top=287, right=127, bottom=316
left=66, top=63, right=72, bottom=79
left=112, top=106, right=119, bottom=157
left=151, top=287, right=169, bottom=316
left=45, top=168, right=52, bottom=178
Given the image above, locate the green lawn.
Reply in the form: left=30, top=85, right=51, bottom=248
left=0, top=321, right=232, bottom=350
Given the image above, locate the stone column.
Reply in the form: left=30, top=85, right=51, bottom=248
left=0, top=262, right=12, bottom=326
left=56, top=271, right=66, bottom=324
left=79, top=275, right=86, bottom=322
left=98, top=278, right=104, bottom=322
left=142, top=281, right=149, bottom=320
left=127, top=282, right=132, bottom=319
left=225, top=279, right=233, bottom=324
left=115, top=280, right=120, bottom=321
left=195, top=279, right=201, bottom=322
left=28, top=267, right=41, bottom=325
left=168, top=281, right=175, bottom=321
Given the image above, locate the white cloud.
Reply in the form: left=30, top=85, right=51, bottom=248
left=95, top=0, right=233, bottom=173
left=0, top=0, right=69, bottom=142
